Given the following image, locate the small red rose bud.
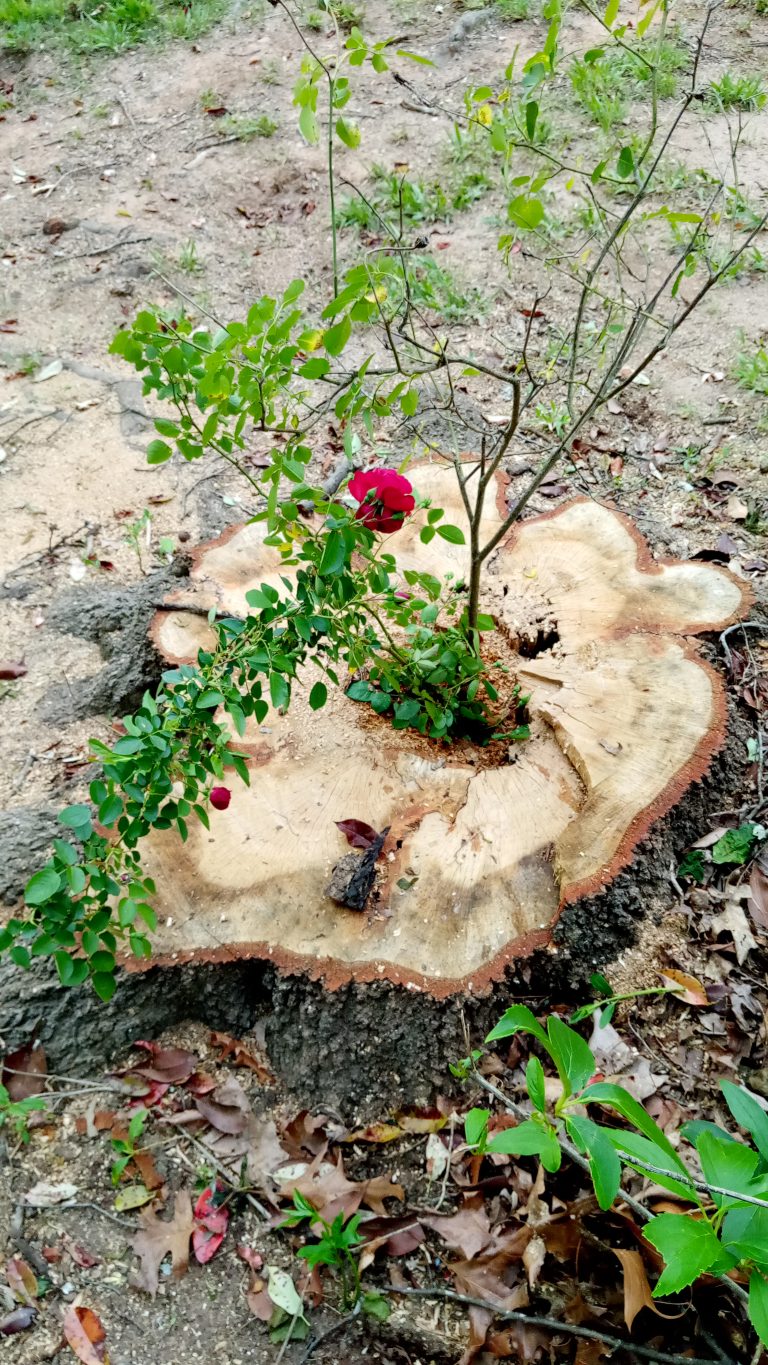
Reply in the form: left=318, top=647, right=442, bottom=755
left=210, top=786, right=231, bottom=811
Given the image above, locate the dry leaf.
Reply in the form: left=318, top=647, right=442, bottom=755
left=62, top=1305, right=109, bottom=1364
left=130, top=1191, right=194, bottom=1295
left=209, top=1032, right=274, bottom=1084
left=395, top=1106, right=447, bottom=1134
left=2, top=1041, right=46, bottom=1100
left=659, top=969, right=708, bottom=1007
left=423, top=1198, right=492, bottom=1260
left=194, top=1077, right=251, bottom=1135
left=4, top=1259, right=37, bottom=1306
left=25, top=1181, right=77, bottom=1207
left=522, top=1233, right=546, bottom=1289
left=726, top=494, right=748, bottom=521
left=613, top=1248, right=684, bottom=1332
left=129, top=1041, right=197, bottom=1085
left=451, top=1229, right=532, bottom=1308
left=748, top=863, right=768, bottom=934
left=709, top=901, right=757, bottom=964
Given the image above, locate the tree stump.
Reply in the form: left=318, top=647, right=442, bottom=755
left=137, top=466, right=748, bottom=1048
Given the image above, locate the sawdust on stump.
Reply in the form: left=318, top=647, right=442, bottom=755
left=141, top=465, right=750, bottom=998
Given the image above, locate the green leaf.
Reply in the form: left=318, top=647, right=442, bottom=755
left=525, top=100, right=538, bottom=141
left=323, top=315, right=352, bottom=357
left=720, top=1081, right=768, bottom=1163
left=269, top=673, right=290, bottom=711
left=400, top=388, right=418, bottom=417
left=526, top=1056, right=546, bottom=1112
left=566, top=1115, right=622, bottom=1210
left=697, top=1129, right=761, bottom=1207
left=309, top=681, right=328, bottom=711
left=604, top=0, right=619, bottom=24
left=486, top=1005, right=549, bottom=1049
left=609, top=1129, right=701, bottom=1202
left=395, top=48, right=434, bottom=65
left=749, top=1272, right=768, bottom=1349
left=336, top=116, right=361, bottom=148
left=546, top=1015, right=595, bottom=1094
left=464, top=1107, right=490, bottom=1149
left=154, top=418, right=179, bottom=437
left=581, top=1082, right=687, bottom=1171
left=712, top=823, right=757, bottom=865
left=98, top=795, right=123, bottom=827
left=146, top=439, right=173, bottom=465
left=617, top=145, right=634, bottom=179
left=361, top=1291, right=390, bottom=1322
left=437, top=524, right=466, bottom=545
left=508, top=194, right=544, bottom=231
left=298, top=105, right=318, bottom=144
left=722, top=1206, right=768, bottom=1269
left=419, top=526, right=436, bottom=544
left=485, top=1118, right=554, bottom=1156
left=92, top=972, right=117, bottom=1002
left=59, top=803, right=92, bottom=831
left=318, top=531, right=347, bottom=577
left=644, top=1214, right=733, bottom=1295
left=25, top=867, right=62, bottom=906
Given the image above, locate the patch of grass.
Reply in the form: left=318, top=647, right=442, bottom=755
left=570, top=38, right=689, bottom=129
left=259, top=57, right=283, bottom=84
left=0, top=0, right=232, bottom=55
left=335, top=166, right=450, bottom=233
left=570, top=56, right=628, bottom=131
left=178, top=239, right=204, bottom=274
left=495, top=0, right=529, bottom=17
left=407, top=257, right=489, bottom=323
left=219, top=113, right=277, bottom=140
left=735, top=345, right=768, bottom=394
left=706, top=71, right=766, bottom=111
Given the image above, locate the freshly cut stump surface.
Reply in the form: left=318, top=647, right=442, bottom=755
left=144, top=466, right=749, bottom=997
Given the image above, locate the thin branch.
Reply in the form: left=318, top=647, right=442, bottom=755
left=379, top=1287, right=725, bottom=1365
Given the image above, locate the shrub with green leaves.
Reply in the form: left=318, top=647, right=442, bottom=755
left=466, top=1006, right=768, bottom=1352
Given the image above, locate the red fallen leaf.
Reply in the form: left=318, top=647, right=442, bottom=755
left=193, top=1184, right=229, bottom=1263
left=42, top=1246, right=62, bottom=1263
left=130, top=1041, right=197, bottom=1085
left=237, top=1244, right=263, bottom=1271
left=2, top=1040, right=46, bottom=1100
left=519, top=307, right=545, bottom=319
left=0, top=1306, right=36, bottom=1335
left=204, top=105, right=228, bottom=116
left=0, top=662, right=27, bottom=681
left=62, top=1305, right=108, bottom=1364
left=335, top=818, right=380, bottom=849
left=62, top=1235, right=99, bottom=1268
left=246, top=1275, right=273, bottom=1321
left=0, top=320, right=18, bottom=333
left=436, top=240, right=451, bottom=248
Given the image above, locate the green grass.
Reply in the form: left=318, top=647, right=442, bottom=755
left=570, top=38, right=690, bottom=130
left=0, top=0, right=233, bottom=55
left=335, top=166, right=450, bottom=233
left=735, top=346, right=768, bottom=394
left=407, top=258, right=489, bottom=323
left=706, top=71, right=766, bottom=111
left=495, top=0, right=529, bottom=16
left=219, top=113, right=277, bottom=140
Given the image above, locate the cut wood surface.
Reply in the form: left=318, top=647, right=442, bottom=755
left=143, top=465, right=750, bottom=997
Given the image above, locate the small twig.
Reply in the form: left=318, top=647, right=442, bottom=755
left=380, top=1287, right=722, bottom=1365
left=719, top=621, right=768, bottom=667
left=53, top=235, right=153, bottom=261
left=615, top=1148, right=768, bottom=1212
left=116, top=90, right=154, bottom=152
left=180, top=1131, right=271, bottom=1219
left=299, top=1303, right=361, bottom=1363
left=57, top=1201, right=136, bottom=1228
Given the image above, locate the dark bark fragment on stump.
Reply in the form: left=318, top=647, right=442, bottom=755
left=325, top=829, right=389, bottom=910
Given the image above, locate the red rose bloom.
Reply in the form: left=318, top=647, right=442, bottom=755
left=210, top=786, right=231, bottom=811
left=348, top=467, right=415, bottom=534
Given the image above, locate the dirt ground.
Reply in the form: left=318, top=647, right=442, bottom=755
left=1, top=0, right=768, bottom=1359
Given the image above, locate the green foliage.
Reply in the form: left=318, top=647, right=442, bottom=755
left=335, top=165, right=449, bottom=232
left=711, top=822, right=765, bottom=865
left=282, top=1192, right=367, bottom=1309
left=495, top=0, right=529, bottom=18
left=473, top=1008, right=768, bottom=1351
left=735, top=346, right=768, bottom=395
left=0, top=0, right=231, bottom=54
left=0, top=1083, right=47, bottom=1144
left=706, top=71, right=766, bottom=112
left=111, top=1107, right=148, bottom=1183
left=219, top=113, right=278, bottom=140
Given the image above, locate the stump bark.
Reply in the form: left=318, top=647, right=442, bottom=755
left=139, top=466, right=749, bottom=1005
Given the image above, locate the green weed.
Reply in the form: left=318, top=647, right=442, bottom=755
left=706, top=71, right=766, bottom=111
left=407, top=257, right=489, bottom=323
left=495, top=0, right=529, bottom=17
left=0, top=0, right=232, bottom=54
left=735, top=346, right=768, bottom=394
left=220, top=113, right=277, bottom=140
left=335, top=166, right=450, bottom=233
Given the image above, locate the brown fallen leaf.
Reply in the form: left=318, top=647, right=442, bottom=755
left=709, top=901, right=758, bottom=964
left=451, top=1228, right=532, bottom=1308
left=61, top=1236, right=99, bottom=1269
left=281, top=1152, right=404, bottom=1223
left=131, top=1191, right=194, bottom=1296
left=358, top=1215, right=424, bottom=1271
left=194, top=1077, right=251, bottom=1135
left=613, top=1248, right=684, bottom=1332
left=423, top=1197, right=492, bottom=1260
left=280, top=1110, right=329, bottom=1158
left=726, top=494, right=748, bottom=521
left=2, top=1041, right=46, bottom=1100
left=0, top=661, right=27, bottom=681
left=210, top=1032, right=274, bottom=1083
left=62, top=1305, right=108, bottom=1364
left=748, top=862, right=768, bottom=934
left=342, top=1122, right=403, bottom=1144
left=659, top=969, right=708, bottom=1007
left=395, top=1106, right=447, bottom=1134
left=522, top=1233, right=546, bottom=1289
left=5, top=1258, right=37, bottom=1306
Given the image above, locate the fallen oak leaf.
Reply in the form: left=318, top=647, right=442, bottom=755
left=130, top=1191, right=194, bottom=1296
left=209, top=1032, right=274, bottom=1084
left=62, top=1305, right=109, bottom=1365
left=423, top=1197, right=493, bottom=1260
left=61, top=1237, right=99, bottom=1269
